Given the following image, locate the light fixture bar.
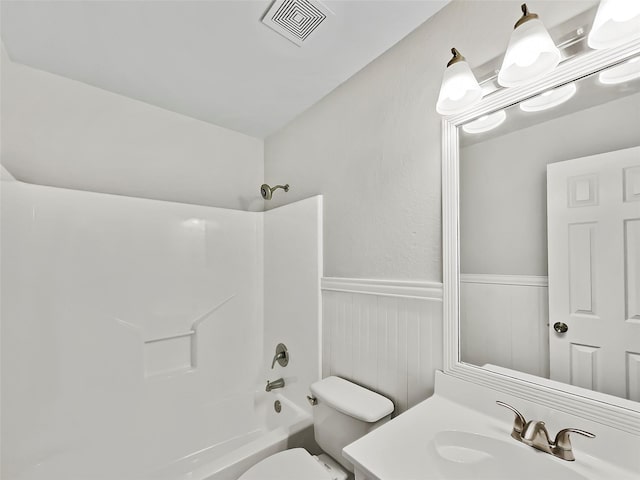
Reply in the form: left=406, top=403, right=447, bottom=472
left=461, top=110, right=507, bottom=134
left=598, top=57, right=640, bottom=84
left=473, top=5, right=597, bottom=95
left=519, top=82, right=577, bottom=112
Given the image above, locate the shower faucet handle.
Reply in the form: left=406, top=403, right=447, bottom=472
left=271, top=343, right=289, bottom=369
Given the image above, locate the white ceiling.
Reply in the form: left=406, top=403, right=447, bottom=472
left=1, top=0, right=449, bottom=138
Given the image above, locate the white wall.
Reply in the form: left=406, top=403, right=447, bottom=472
left=0, top=46, right=264, bottom=211
left=460, top=93, right=640, bottom=276
left=263, top=196, right=323, bottom=411
left=1, top=181, right=264, bottom=478
left=263, top=0, right=596, bottom=281
left=263, top=0, right=596, bottom=409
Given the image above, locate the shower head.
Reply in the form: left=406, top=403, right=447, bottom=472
left=260, top=183, right=289, bottom=200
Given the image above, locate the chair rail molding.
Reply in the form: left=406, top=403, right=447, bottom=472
left=460, top=274, right=548, bottom=287
left=321, top=277, right=443, bottom=300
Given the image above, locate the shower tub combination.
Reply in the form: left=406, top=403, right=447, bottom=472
left=10, top=392, right=311, bottom=480
left=1, top=180, right=322, bottom=480
left=146, top=393, right=312, bottom=480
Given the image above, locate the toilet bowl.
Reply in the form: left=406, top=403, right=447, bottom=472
left=238, top=376, right=394, bottom=480
left=238, top=448, right=347, bottom=480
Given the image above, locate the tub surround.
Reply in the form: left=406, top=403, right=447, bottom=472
left=264, top=197, right=323, bottom=412
left=0, top=180, right=322, bottom=480
left=344, top=372, right=640, bottom=480
left=1, top=164, right=15, bottom=180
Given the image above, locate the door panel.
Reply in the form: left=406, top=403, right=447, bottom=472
left=625, top=219, right=640, bottom=321
left=627, top=352, right=640, bottom=402
left=570, top=343, right=599, bottom=390
left=547, top=146, right=640, bottom=400
left=568, top=222, right=597, bottom=315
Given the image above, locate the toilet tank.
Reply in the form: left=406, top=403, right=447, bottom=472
left=309, top=376, right=394, bottom=473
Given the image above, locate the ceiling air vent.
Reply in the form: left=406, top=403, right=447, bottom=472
left=261, top=0, right=333, bottom=47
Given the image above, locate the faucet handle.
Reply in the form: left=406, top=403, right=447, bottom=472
left=271, top=343, right=289, bottom=369
left=271, top=352, right=285, bottom=369
left=552, top=428, right=595, bottom=461
left=496, top=401, right=527, bottom=440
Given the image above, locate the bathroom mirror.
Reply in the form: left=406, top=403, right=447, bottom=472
left=442, top=38, right=640, bottom=434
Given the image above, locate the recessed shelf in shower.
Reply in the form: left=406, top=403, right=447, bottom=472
left=143, top=330, right=196, bottom=377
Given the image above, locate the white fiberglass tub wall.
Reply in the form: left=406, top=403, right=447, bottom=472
left=263, top=197, right=323, bottom=411
left=0, top=181, right=319, bottom=480
left=1, top=180, right=263, bottom=478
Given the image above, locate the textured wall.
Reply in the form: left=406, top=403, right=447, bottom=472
left=1, top=46, right=264, bottom=211
left=264, top=0, right=597, bottom=281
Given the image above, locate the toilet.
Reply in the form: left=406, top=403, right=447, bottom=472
left=238, top=376, right=394, bottom=480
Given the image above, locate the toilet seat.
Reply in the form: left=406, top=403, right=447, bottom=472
left=237, top=448, right=335, bottom=480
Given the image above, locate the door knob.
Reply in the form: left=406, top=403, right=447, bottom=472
left=553, top=322, right=568, bottom=334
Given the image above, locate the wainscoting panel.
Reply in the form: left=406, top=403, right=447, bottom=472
left=321, top=278, right=443, bottom=415
left=460, top=274, right=549, bottom=379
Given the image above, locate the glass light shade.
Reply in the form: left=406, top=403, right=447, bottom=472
left=462, top=110, right=507, bottom=134
left=598, top=57, right=640, bottom=84
left=588, top=0, right=640, bottom=50
left=498, top=18, right=561, bottom=87
left=436, top=60, right=483, bottom=115
left=519, top=82, right=577, bottom=112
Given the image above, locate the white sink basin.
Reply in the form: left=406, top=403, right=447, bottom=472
left=432, top=431, right=587, bottom=480
left=343, top=374, right=639, bottom=480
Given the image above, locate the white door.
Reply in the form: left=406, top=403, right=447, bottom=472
left=547, top=146, right=640, bottom=400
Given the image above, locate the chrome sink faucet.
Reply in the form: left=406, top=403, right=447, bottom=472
left=496, top=401, right=595, bottom=461
left=522, top=420, right=554, bottom=453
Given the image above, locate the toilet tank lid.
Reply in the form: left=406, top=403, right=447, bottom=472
left=310, top=376, right=394, bottom=422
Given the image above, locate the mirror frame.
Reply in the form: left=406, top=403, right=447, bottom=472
left=442, top=37, right=640, bottom=435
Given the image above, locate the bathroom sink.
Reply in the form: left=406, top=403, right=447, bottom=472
left=344, top=377, right=639, bottom=480
left=431, top=431, right=587, bottom=480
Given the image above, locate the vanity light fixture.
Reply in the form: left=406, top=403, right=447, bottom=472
left=436, top=48, right=483, bottom=115
left=598, top=57, right=640, bottom=84
left=588, top=0, right=640, bottom=50
left=519, top=82, right=577, bottom=112
left=461, top=110, right=506, bottom=134
left=497, top=3, right=561, bottom=88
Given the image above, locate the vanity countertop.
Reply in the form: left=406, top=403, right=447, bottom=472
left=342, top=372, right=640, bottom=480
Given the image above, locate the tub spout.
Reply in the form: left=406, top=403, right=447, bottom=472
left=266, top=378, right=285, bottom=392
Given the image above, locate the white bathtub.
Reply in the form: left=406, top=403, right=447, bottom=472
left=144, top=393, right=313, bottom=480
left=7, top=392, right=312, bottom=480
